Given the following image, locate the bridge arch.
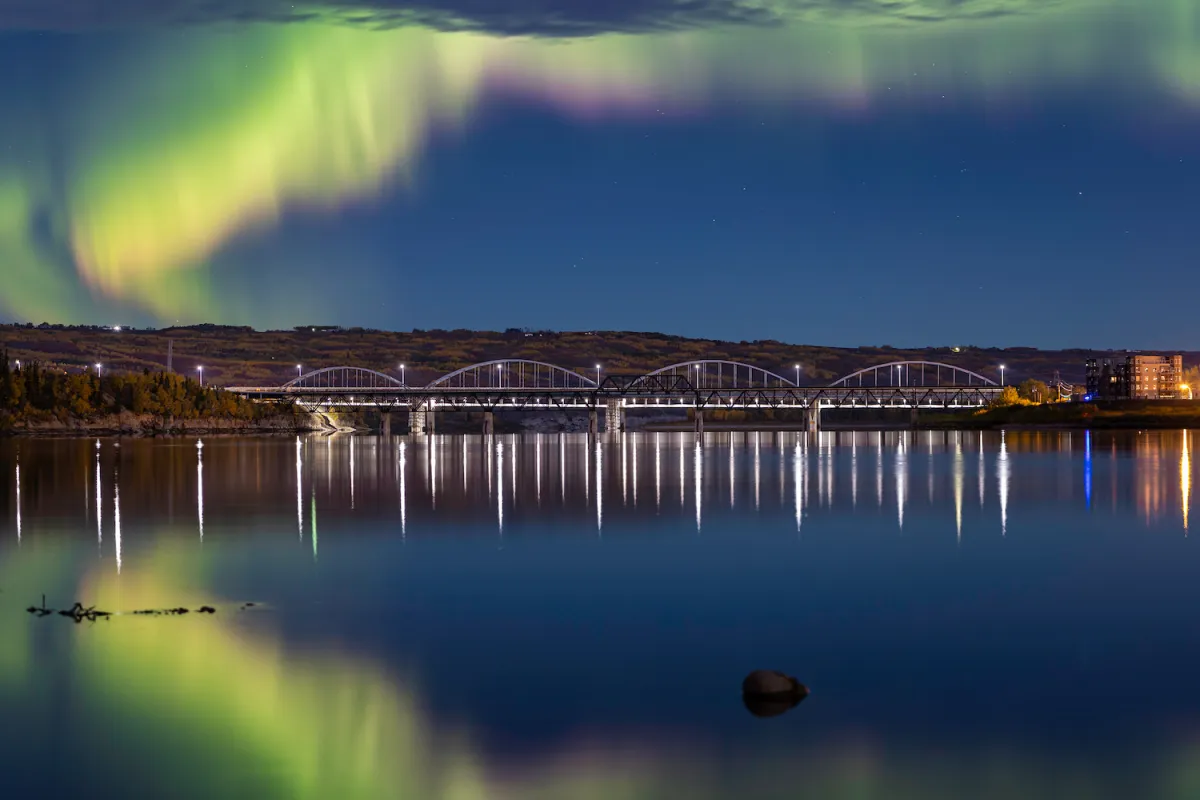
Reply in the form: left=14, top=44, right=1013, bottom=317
left=831, top=361, right=997, bottom=387
left=283, top=366, right=403, bottom=390
left=640, top=360, right=797, bottom=389
left=427, top=359, right=597, bottom=390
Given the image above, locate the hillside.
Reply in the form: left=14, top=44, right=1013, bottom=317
left=0, top=324, right=1184, bottom=389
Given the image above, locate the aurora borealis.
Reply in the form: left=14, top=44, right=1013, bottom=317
left=2, top=0, right=1200, bottom=344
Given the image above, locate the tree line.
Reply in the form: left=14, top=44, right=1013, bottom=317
left=0, top=351, right=273, bottom=425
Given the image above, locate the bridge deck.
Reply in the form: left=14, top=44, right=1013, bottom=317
left=227, top=385, right=1003, bottom=410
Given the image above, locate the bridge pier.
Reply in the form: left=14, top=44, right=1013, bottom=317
left=482, top=411, right=494, bottom=435
left=409, top=407, right=427, bottom=435
left=805, top=404, right=821, bottom=433
left=605, top=400, right=625, bottom=433
left=588, top=409, right=598, bottom=436
left=910, top=406, right=919, bottom=428
left=380, top=410, right=392, bottom=438
left=694, top=409, right=704, bottom=434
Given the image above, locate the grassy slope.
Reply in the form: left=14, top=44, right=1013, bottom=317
left=922, top=401, right=1200, bottom=429
left=0, top=324, right=1169, bottom=389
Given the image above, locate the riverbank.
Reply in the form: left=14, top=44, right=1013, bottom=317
left=0, top=409, right=325, bottom=437
left=919, top=400, right=1200, bottom=430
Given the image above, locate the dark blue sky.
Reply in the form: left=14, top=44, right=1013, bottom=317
left=1, top=1, right=1198, bottom=348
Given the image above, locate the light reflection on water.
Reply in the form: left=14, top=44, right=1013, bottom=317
left=2, top=431, right=1200, bottom=798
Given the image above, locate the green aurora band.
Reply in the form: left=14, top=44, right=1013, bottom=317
left=1, top=0, right=1199, bottom=323
left=3, top=541, right=1200, bottom=798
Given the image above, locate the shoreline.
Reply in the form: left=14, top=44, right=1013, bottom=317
left=0, top=410, right=326, bottom=438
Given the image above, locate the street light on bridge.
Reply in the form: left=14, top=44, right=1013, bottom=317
left=595, top=364, right=601, bottom=386
left=794, top=364, right=800, bottom=386
left=296, top=364, right=302, bottom=380
left=399, top=363, right=405, bottom=386
left=1000, top=364, right=1006, bottom=386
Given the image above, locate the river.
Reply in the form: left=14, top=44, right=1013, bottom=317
left=2, top=430, right=1199, bottom=799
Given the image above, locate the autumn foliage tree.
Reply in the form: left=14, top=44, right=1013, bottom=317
left=0, top=353, right=274, bottom=425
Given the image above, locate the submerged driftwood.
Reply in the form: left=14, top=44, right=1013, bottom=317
left=26, top=597, right=229, bottom=623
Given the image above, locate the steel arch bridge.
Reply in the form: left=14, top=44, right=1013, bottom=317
left=831, top=361, right=997, bottom=388
left=427, top=359, right=596, bottom=390
left=283, top=366, right=404, bottom=390
left=228, top=358, right=1004, bottom=419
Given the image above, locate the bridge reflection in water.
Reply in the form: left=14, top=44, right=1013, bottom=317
left=3, top=430, right=1195, bottom=553
left=228, top=359, right=1003, bottom=433
left=3, top=430, right=1200, bottom=800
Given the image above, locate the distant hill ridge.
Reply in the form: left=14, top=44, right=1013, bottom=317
left=0, top=324, right=1189, bottom=389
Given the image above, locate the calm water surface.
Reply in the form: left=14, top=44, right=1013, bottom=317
left=2, top=431, right=1200, bottom=799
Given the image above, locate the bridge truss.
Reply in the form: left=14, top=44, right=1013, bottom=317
left=229, top=359, right=1003, bottom=412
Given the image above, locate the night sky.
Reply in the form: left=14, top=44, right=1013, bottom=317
left=0, top=1, right=1198, bottom=347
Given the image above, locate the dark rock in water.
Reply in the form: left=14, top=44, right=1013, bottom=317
left=743, top=670, right=809, bottom=698
left=742, top=670, right=809, bottom=718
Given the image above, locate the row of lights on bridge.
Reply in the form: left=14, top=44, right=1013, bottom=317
left=277, top=361, right=1010, bottom=387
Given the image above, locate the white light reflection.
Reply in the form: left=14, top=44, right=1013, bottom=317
left=595, top=439, right=603, bottom=534
left=632, top=433, right=638, bottom=507
left=754, top=432, right=761, bottom=511
left=114, top=470, right=122, bottom=574
left=463, top=437, right=469, bottom=494
left=895, top=435, right=907, bottom=531
left=1183, top=431, right=1191, bottom=534
left=559, top=435, right=565, bottom=504
left=349, top=435, right=356, bottom=510
left=399, top=441, right=407, bottom=538
left=295, top=437, right=303, bottom=540
left=825, top=433, right=834, bottom=507
left=488, top=432, right=495, bottom=498
left=998, top=430, right=1010, bottom=536
left=953, top=434, right=964, bottom=542
left=729, top=436, right=735, bottom=510
left=621, top=434, right=628, bottom=506
left=978, top=431, right=986, bottom=507
left=95, top=442, right=102, bottom=549
left=431, top=435, right=439, bottom=509
left=311, top=490, right=318, bottom=561
left=14, top=454, right=20, bottom=543
left=583, top=433, right=589, bottom=502
left=850, top=436, right=857, bottom=509
left=510, top=435, right=517, bottom=507
left=497, top=440, right=505, bottom=535
left=655, top=433, right=662, bottom=510
left=694, top=440, right=703, bottom=532
left=778, top=436, right=785, bottom=504
left=816, top=435, right=825, bottom=506
left=876, top=432, right=884, bottom=508
left=793, top=441, right=803, bottom=533
left=536, top=433, right=542, bottom=506
left=927, top=434, right=936, bottom=504
left=680, top=437, right=685, bottom=509
left=197, top=439, right=205, bottom=541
